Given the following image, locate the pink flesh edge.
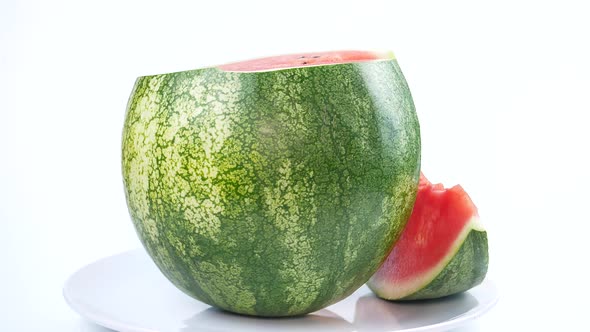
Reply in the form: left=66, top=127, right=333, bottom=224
left=217, top=50, right=392, bottom=72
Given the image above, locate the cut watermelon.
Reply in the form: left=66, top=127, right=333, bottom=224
left=367, top=173, right=488, bottom=300
left=123, top=50, right=420, bottom=316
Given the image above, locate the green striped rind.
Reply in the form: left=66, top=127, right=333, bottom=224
left=122, top=59, right=420, bottom=316
left=400, top=229, right=488, bottom=300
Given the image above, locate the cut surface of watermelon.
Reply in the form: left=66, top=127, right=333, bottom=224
left=217, top=50, right=394, bottom=72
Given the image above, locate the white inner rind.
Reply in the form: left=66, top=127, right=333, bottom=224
left=372, top=216, right=484, bottom=300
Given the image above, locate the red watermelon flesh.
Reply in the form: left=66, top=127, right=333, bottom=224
left=368, top=173, right=487, bottom=300
left=217, top=50, right=393, bottom=72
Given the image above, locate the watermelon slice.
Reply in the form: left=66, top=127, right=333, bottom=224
left=367, top=173, right=488, bottom=300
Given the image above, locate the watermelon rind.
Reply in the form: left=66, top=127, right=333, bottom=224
left=400, top=227, right=488, bottom=300
left=122, top=55, right=421, bottom=316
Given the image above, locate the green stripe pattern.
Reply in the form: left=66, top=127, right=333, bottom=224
left=122, top=59, right=421, bottom=316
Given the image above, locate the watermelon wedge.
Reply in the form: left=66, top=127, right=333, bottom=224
left=367, top=173, right=488, bottom=300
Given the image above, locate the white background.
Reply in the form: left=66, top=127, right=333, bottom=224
left=1, top=0, right=589, bottom=331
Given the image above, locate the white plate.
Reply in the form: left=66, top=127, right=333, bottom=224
left=64, top=250, right=498, bottom=332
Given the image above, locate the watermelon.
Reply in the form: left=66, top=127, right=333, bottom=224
left=121, top=50, right=421, bottom=316
left=367, top=173, right=488, bottom=300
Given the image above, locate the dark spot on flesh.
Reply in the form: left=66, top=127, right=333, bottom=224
left=298, top=56, right=306, bottom=59
left=312, top=55, right=320, bottom=58
left=302, top=61, right=308, bottom=64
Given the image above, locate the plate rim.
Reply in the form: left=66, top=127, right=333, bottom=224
left=63, top=249, right=499, bottom=332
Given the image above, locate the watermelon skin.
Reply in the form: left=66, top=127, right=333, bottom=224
left=399, top=229, right=488, bottom=300
left=121, top=57, right=421, bottom=316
